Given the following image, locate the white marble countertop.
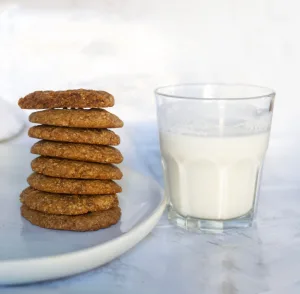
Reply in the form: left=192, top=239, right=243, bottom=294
left=1, top=122, right=300, bottom=294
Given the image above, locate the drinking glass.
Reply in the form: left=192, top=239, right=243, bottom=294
left=155, top=84, right=275, bottom=231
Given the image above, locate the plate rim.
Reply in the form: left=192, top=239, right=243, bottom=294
left=0, top=167, right=166, bottom=266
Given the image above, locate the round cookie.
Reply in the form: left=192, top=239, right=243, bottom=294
left=31, top=140, right=123, bottom=164
left=21, top=205, right=121, bottom=231
left=31, top=157, right=123, bottom=180
left=29, top=109, right=123, bottom=128
left=20, top=187, right=119, bottom=215
left=18, top=89, right=114, bottom=109
left=28, top=125, right=120, bottom=145
left=28, top=173, right=122, bottom=195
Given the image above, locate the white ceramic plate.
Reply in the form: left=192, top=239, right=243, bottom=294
left=0, top=146, right=166, bottom=285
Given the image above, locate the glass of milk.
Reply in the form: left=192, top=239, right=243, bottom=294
left=155, top=84, right=275, bottom=231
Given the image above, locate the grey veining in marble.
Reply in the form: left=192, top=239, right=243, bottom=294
left=0, top=121, right=300, bottom=294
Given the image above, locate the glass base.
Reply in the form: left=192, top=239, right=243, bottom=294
left=168, top=205, right=254, bottom=232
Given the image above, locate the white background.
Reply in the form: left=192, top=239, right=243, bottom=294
left=0, top=0, right=298, bottom=136
left=0, top=0, right=298, bottom=185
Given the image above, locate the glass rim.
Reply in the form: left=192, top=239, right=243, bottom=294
left=155, top=83, right=276, bottom=101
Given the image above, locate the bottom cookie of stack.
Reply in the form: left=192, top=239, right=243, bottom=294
left=20, top=187, right=121, bottom=231
left=21, top=205, right=121, bottom=231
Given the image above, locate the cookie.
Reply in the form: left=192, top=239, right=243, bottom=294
left=21, top=205, right=121, bottom=231
left=31, top=140, right=123, bottom=164
left=31, top=157, right=123, bottom=180
left=18, top=89, right=114, bottom=109
left=28, top=125, right=120, bottom=145
left=20, top=187, right=119, bottom=215
left=29, top=109, right=123, bottom=128
left=28, top=173, right=122, bottom=195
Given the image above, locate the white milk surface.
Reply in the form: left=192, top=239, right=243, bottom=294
left=160, top=132, right=270, bottom=220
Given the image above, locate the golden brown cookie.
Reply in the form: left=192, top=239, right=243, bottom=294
left=21, top=204, right=121, bottom=231
left=28, top=125, right=120, bottom=145
left=31, top=157, right=123, bottom=180
left=31, top=140, right=123, bottom=164
left=29, top=109, right=123, bottom=128
left=28, top=173, right=122, bottom=195
left=20, top=187, right=119, bottom=215
left=18, top=89, right=114, bottom=109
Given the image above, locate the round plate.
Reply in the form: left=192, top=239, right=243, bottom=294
left=0, top=146, right=166, bottom=285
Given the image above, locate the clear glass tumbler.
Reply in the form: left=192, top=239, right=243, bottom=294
left=155, top=84, right=275, bottom=231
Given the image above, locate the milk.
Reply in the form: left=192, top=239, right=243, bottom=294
left=160, top=131, right=269, bottom=220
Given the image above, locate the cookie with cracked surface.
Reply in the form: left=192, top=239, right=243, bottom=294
left=29, top=109, right=123, bottom=128
left=28, top=125, right=120, bottom=145
left=31, top=140, right=123, bottom=164
left=31, top=157, right=123, bottom=180
left=20, top=187, right=119, bottom=215
left=21, top=204, right=121, bottom=231
left=28, top=173, right=122, bottom=195
left=18, top=89, right=114, bottom=109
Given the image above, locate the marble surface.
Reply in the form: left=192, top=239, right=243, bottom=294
left=1, top=122, right=300, bottom=294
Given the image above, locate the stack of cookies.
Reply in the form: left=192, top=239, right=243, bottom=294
left=18, top=89, right=124, bottom=231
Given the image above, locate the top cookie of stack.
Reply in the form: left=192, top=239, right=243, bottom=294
left=18, top=89, right=124, bottom=232
left=18, top=89, right=115, bottom=109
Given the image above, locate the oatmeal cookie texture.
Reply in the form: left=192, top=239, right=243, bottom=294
left=27, top=173, right=122, bottom=195
left=18, top=88, right=123, bottom=231
left=31, top=157, right=123, bottom=180
left=20, top=187, right=119, bottom=215
left=18, top=89, right=114, bottom=109
left=28, top=126, right=120, bottom=145
left=21, top=205, right=121, bottom=231
left=29, top=109, right=123, bottom=128
left=31, top=140, right=123, bottom=164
